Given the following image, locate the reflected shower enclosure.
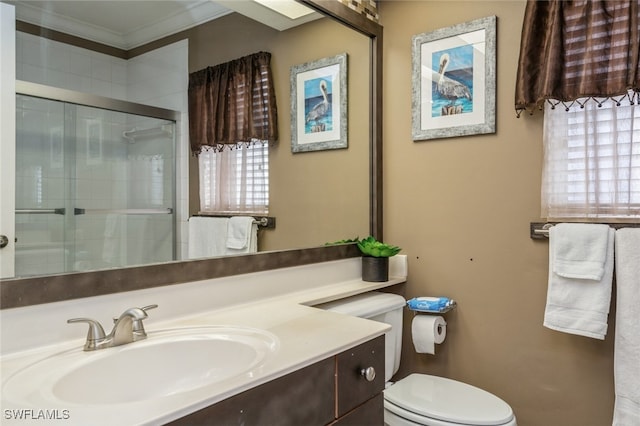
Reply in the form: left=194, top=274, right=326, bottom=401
left=15, top=91, right=176, bottom=277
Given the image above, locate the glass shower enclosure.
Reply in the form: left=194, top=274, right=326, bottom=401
left=15, top=83, right=177, bottom=277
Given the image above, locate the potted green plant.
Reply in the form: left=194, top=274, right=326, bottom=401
left=357, top=236, right=401, bottom=282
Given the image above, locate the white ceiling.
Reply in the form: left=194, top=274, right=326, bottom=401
left=4, top=0, right=321, bottom=50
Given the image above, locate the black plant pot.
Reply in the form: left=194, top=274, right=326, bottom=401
left=361, top=256, right=389, bottom=282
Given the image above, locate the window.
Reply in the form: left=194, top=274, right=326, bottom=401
left=542, top=94, right=640, bottom=220
left=199, top=143, right=269, bottom=215
left=188, top=52, right=277, bottom=215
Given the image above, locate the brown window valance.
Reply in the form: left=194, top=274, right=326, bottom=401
left=515, top=0, right=640, bottom=116
left=189, top=51, right=278, bottom=154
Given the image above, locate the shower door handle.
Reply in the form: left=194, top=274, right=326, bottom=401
left=0, top=235, right=8, bottom=249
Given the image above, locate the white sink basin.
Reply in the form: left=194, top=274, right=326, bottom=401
left=3, top=326, right=279, bottom=405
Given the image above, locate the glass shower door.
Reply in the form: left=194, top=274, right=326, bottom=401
left=72, top=104, right=175, bottom=271
left=15, top=95, right=69, bottom=276
left=15, top=94, right=175, bottom=277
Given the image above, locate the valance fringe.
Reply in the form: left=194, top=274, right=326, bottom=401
left=516, top=91, right=640, bottom=118
left=195, top=139, right=270, bottom=155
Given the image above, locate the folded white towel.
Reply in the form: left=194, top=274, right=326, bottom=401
left=188, top=216, right=228, bottom=259
left=226, top=216, right=255, bottom=250
left=543, top=226, right=615, bottom=339
left=553, top=223, right=611, bottom=280
left=613, top=228, right=640, bottom=425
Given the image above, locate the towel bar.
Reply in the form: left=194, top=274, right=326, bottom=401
left=530, top=222, right=640, bottom=240
left=194, top=214, right=276, bottom=229
left=254, top=217, right=269, bottom=227
left=15, top=208, right=65, bottom=215
left=531, top=223, right=553, bottom=239
left=75, top=208, right=173, bottom=215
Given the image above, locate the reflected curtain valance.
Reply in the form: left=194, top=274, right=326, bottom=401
left=515, top=0, right=640, bottom=116
left=189, top=51, right=278, bottom=154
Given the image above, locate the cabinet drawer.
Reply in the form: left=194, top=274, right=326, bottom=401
left=169, top=357, right=335, bottom=426
left=332, top=393, right=384, bottom=426
left=336, top=335, right=385, bottom=418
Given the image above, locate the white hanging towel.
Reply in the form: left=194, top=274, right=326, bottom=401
left=543, top=224, right=615, bottom=339
left=188, top=216, right=228, bottom=259
left=226, top=216, right=258, bottom=254
left=553, top=223, right=610, bottom=280
left=613, top=228, right=640, bottom=425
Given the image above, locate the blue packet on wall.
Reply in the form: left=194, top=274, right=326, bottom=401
left=406, top=297, right=452, bottom=312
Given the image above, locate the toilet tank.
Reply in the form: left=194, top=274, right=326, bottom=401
left=316, top=292, right=406, bottom=382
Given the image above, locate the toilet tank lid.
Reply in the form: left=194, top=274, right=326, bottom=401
left=315, top=292, right=406, bottom=318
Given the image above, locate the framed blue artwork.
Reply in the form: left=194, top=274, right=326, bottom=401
left=412, top=16, right=496, bottom=141
left=290, top=53, right=347, bottom=153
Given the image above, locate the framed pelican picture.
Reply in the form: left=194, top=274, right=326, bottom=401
left=290, top=53, right=347, bottom=153
left=411, top=16, right=496, bottom=141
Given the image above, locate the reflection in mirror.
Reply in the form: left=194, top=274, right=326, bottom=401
left=0, top=0, right=382, bottom=309
left=187, top=11, right=370, bottom=253
left=2, top=1, right=370, bottom=279
left=15, top=88, right=178, bottom=277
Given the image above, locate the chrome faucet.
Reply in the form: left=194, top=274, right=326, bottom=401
left=110, top=307, right=148, bottom=346
left=68, top=305, right=156, bottom=351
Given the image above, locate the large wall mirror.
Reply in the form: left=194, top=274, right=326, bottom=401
left=0, top=0, right=383, bottom=309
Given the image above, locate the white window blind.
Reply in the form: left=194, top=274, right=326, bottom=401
left=542, top=93, right=640, bottom=220
left=199, top=142, right=269, bottom=215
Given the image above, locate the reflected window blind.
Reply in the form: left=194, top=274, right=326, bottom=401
left=542, top=95, right=640, bottom=220
left=199, top=142, right=269, bottom=215
left=232, top=70, right=271, bottom=142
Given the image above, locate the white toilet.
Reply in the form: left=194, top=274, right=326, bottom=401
left=318, top=292, right=517, bottom=426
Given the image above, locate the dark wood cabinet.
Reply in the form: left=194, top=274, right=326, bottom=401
left=332, top=393, right=384, bottom=426
left=168, top=335, right=385, bottom=425
left=336, top=334, right=385, bottom=419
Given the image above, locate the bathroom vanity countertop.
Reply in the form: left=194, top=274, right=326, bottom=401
left=1, top=275, right=405, bottom=425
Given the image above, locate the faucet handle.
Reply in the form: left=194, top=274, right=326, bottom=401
left=67, top=318, right=106, bottom=350
left=109, top=305, right=157, bottom=340
left=113, top=305, right=155, bottom=322
left=132, top=304, right=158, bottom=339
left=140, top=304, right=158, bottom=313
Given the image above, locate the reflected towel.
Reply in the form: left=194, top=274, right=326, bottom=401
left=226, top=216, right=256, bottom=251
left=543, top=226, right=615, bottom=339
left=553, top=223, right=610, bottom=280
left=188, top=216, right=228, bottom=259
left=102, top=214, right=124, bottom=265
left=126, top=215, right=150, bottom=265
left=613, top=229, right=640, bottom=425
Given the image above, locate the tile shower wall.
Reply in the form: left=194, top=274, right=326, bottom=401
left=15, top=33, right=189, bottom=265
left=16, top=32, right=128, bottom=99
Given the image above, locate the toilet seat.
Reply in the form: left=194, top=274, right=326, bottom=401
left=384, top=374, right=516, bottom=426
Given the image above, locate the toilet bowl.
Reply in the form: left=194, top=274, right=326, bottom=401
left=384, top=374, right=516, bottom=426
left=317, top=292, right=517, bottom=426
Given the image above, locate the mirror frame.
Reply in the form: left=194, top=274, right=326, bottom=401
left=0, top=0, right=383, bottom=309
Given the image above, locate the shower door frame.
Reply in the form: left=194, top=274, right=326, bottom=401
left=15, top=80, right=181, bottom=272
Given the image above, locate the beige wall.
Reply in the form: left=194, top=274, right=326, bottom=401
left=380, top=1, right=615, bottom=425
left=187, top=13, right=370, bottom=251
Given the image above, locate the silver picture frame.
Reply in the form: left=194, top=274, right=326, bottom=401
left=412, top=16, right=497, bottom=141
left=290, top=53, right=347, bottom=153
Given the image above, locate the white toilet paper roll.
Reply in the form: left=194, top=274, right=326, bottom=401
left=412, top=315, right=446, bottom=354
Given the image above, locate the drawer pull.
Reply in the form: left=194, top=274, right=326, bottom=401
left=360, top=366, right=376, bottom=382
